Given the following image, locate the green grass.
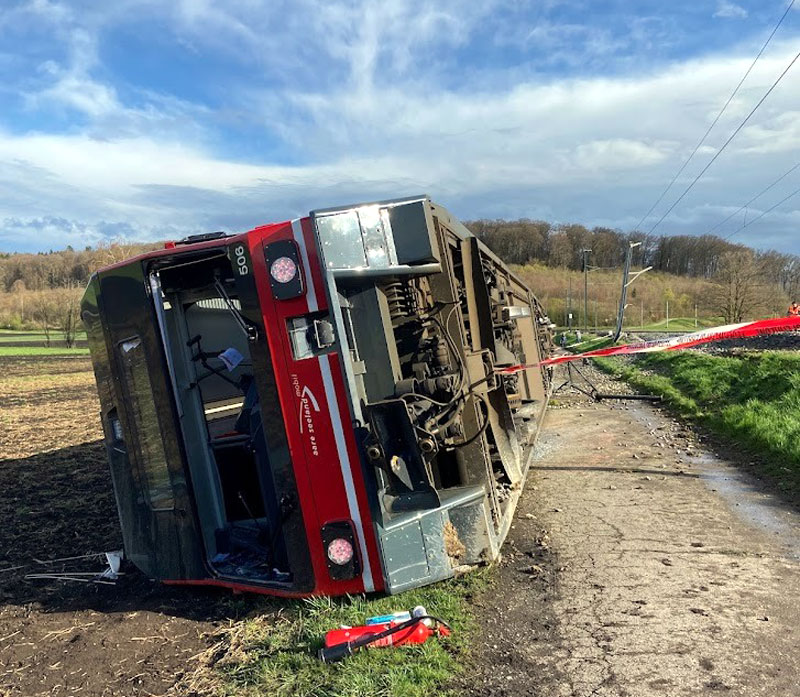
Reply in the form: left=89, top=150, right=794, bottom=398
left=0, top=329, right=87, bottom=338
left=594, top=351, right=800, bottom=494
left=0, top=346, right=89, bottom=356
left=0, top=329, right=89, bottom=355
left=0, top=333, right=68, bottom=343
left=570, top=335, right=614, bottom=353
left=630, top=317, right=718, bottom=331
left=554, top=318, right=720, bottom=333
left=197, top=569, right=492, bottom=697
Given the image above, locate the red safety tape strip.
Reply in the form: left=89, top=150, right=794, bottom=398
left=496, top=316, right=800, bottom=374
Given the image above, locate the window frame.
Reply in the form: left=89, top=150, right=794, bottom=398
left=116, top=334, right=176, bottom=512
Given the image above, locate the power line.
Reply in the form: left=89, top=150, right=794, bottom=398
left=635, top=0, right=796, bottom=232
left=648, top=45, right=800, bottom=235
left=723, top=181, right=800, bottom=240
left=705, top=161, right=800, bottom=235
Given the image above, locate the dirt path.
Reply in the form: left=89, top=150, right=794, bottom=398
left=463, top=364, right=800, bottom=697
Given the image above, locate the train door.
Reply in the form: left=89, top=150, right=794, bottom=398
left=96, top=261, right=206, bottom=580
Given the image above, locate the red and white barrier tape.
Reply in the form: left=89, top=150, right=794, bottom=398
left=497, top=316, right=800, bottom=374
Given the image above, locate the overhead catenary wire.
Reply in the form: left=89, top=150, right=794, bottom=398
left=647, top=44, right=800, bottom=235
left=635, top=0, right=796, bottom=233
left=705, top=161, right=800, bottom=235
left=722, top=181, right=800, bottom=240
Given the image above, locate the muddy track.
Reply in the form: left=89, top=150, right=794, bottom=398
left=460, top=363, right=800, bottom=696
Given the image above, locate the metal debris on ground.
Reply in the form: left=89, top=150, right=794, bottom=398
left=23, top=550, right=124, bottom=586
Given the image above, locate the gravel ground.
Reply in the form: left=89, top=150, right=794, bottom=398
left=623, top=330, right=799, bottom=354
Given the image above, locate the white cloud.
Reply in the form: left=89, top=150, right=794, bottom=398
left=35, top=69, right=119, bottom=119
left=714, top=1, right=748, bottom=19
left=572, top=139, right=668, bottom=171
left=520, top=21, right=629, bottom=69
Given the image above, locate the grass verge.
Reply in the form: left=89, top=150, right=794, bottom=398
left=557, top=332, right=614, bottom=352
left=0, top=346, right=89, bottom=356
left=593, top=350, right=800, bottom=495
left=572, top=336, right=614, bottom=353
left=180, top=568, right=492, bottom=697
left=631, top=317, right=717, bottom=331
left=0, top=329, right=87, bottom=341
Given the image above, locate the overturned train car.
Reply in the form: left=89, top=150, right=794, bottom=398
left=82, top=196, right=554, bottom=597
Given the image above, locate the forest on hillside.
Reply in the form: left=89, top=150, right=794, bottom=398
left=0, top=221, right=797, bottom=333
left=470, top=219, right=799, bottom=327
left=0, top=242, right=159, bottom=339
left=470, top=220, right=799, bottom=289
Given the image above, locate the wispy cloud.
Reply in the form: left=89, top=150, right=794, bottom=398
left=714, top=1, right=749, bottom=20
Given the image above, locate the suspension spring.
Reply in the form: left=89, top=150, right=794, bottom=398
left=385, top=282, right=412, bottom=321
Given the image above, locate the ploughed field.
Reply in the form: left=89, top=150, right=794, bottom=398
left=0, top=353, right=481, bottom=697
left=0, top=355, right=240, bottom=697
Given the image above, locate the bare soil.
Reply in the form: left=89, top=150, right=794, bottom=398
left=0, top=356, right=243, bottom=697
left=459, top=362, right=800, bottom=696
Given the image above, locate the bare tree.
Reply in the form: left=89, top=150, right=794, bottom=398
left=713, top=250, right=765, bottom=323
left=59, top=285, right=83, bottom=348
left=9, top=279, right=26, bottom=325
left=31, top=292, right=56, bottom=346
left=95, top=241, right=151, bottom=267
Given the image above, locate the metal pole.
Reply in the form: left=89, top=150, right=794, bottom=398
left=568, top=276, right=572, bottom=329
left=565, top=288, right=569, bottom=327
left=613, top=243, right=635, bottom=341
left=582, top=249, right=591, bottom=333
left=613, top=242, right=651, bottom=341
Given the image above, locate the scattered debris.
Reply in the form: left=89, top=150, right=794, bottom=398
left=518, top=565, right=545, bottom=576
left=24, top=550, right=123, bottom=586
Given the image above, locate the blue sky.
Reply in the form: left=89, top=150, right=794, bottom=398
left=1, top=0, right=799, bottom=253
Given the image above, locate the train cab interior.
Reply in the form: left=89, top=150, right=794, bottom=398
left=151, top=250, right=289, bottom=583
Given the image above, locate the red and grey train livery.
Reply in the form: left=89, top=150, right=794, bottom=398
left=81, top=196, right=553, bottom=597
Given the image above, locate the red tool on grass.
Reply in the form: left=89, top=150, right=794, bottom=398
left=318, top=609, right=451, bottom=662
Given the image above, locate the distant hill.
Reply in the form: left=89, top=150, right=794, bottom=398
left=468, top=219, right=799, bottom=287
left=0, top=242, right=159, bottom=293
left=469, top=219, right=799, bottom=326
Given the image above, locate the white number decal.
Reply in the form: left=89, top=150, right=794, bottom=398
left=234, top=245, right=249, bottom=276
